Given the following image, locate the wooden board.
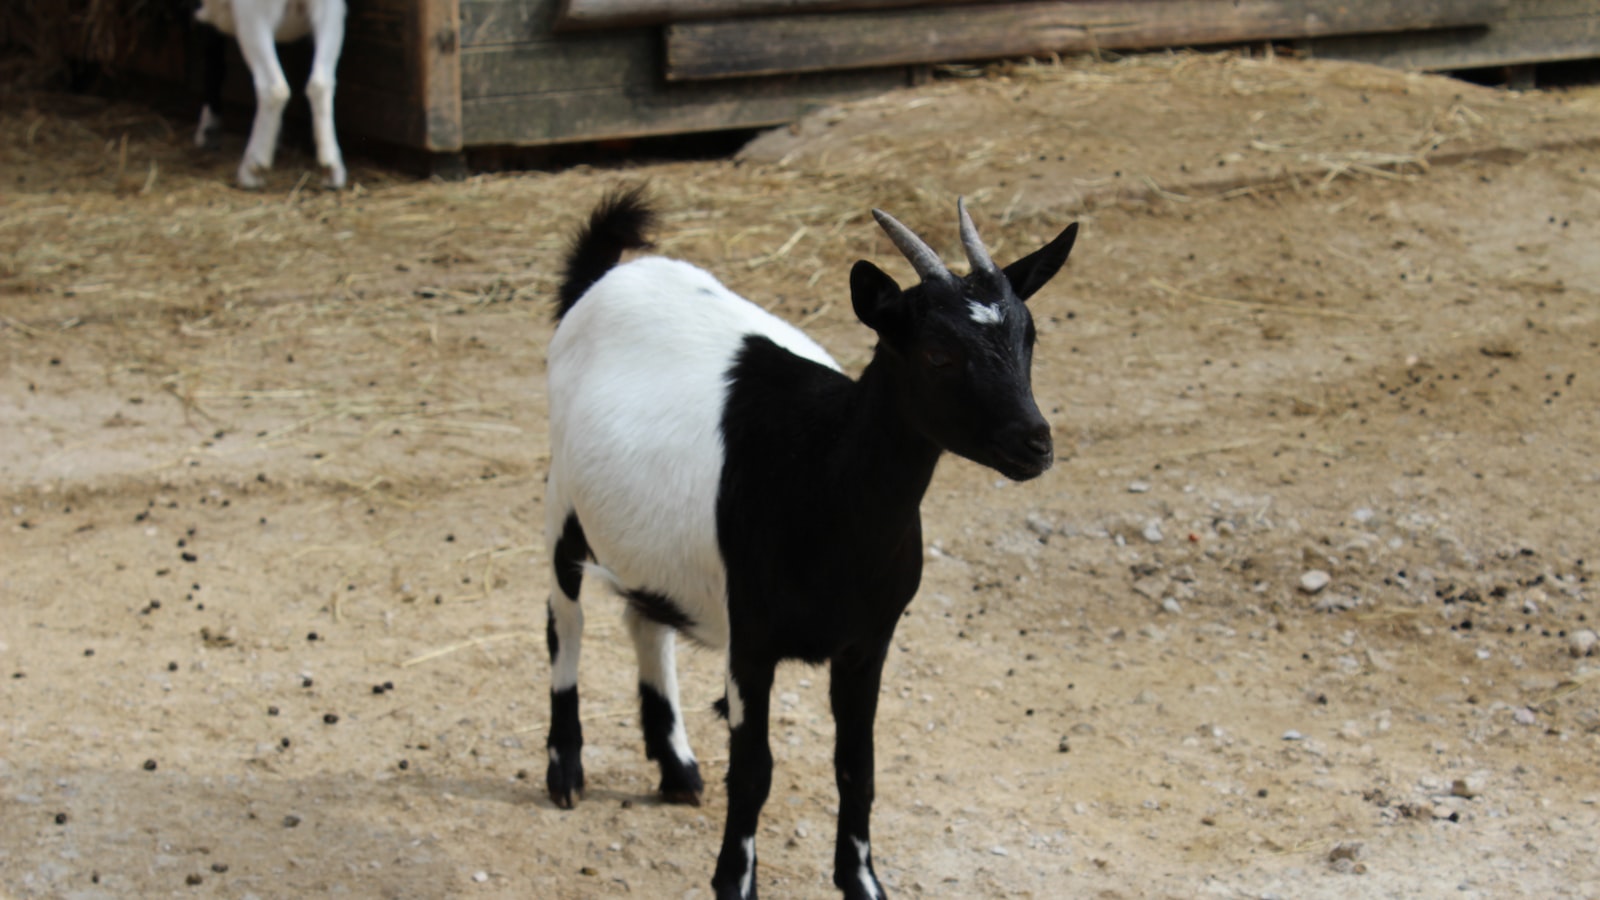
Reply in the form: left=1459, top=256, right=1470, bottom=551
left=666, top=0, right=1511, bottom=81
left=557, top=0, right=992, bottom=31
left=460, top=67, right=907, bottom=144
left=1303, top=10, right=1600, bottom=70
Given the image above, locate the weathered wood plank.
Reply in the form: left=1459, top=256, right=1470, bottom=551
left=460, top=36, right=656, bottom=98
left=666, top=0, right=1511, bottom=81
left=1304, top=13, right=1600, bottom=70
left=460, top=0, right=561, bottom=46
left=1502, top=0, right=1600, bottom=19
left=557, top=0, right=999, bottom=31
left=461, top=68, right=906, bottom=144
left=419, top=0, right=465, bottom=150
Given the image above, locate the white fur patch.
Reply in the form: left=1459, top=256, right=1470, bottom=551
left=967, top=300, right=1004, bottom=325
left=548, top=747, right=560, bottom=765
left=628, top=610, right=696, bottom=766
left=852, top=837, right=879, bottom=898
left=548, top=595, right=583, bottom=692
left=739, top=836, right=756, bottom=898
left=547, top=257, right=840, bottom=654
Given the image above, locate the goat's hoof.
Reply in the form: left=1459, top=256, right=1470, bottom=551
left=546, top=757, right=585, bottom=809
left=236, top=165, right=266, bottom=190
left=658, top=758, right=704, bottom=805
left=321, top=164, right=347, bottom=190
left=660, top=786, right=703, bottom=806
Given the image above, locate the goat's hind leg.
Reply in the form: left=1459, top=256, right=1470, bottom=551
left=545, top=511, right=589, bottom=808
left=230, top=10, right=290, bottom=188
left=303, top=0, right=346, bottom=188
left=626, top=607, right=704, bottom=804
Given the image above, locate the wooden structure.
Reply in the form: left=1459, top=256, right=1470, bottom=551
left=184, top=0, right=1600, bottom=156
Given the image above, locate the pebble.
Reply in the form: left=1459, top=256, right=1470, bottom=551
left=1282, top=730, right=1305, bottom=741
left=989, top=846, right=1008, bottom=856
left=1568, top=629, right=1598, bottom=658
left=1513, top=707, right=1537, bottom=726
left=1024, top=513, right=1054, bottom=537
left=1141, top=520, right=1164, bottom=543
left=1313, top=593, right=1358, bottom=613
left=1161, top=597, right=1183, bottom=615
left=1299, top=570, right=1332, bottom=595
left=472, top=871, right=489, bottom=883
left=1128, top=481, right=1151, bottom=494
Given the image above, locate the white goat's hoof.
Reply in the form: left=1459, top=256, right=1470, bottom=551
left=321, top=164, right=347, bottom=190
left=236, top=164, right=266, bottom=190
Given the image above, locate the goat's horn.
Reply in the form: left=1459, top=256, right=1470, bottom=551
left=957, top=197, right=999, bottom=277
left=872, top=208, right=948, bottom=283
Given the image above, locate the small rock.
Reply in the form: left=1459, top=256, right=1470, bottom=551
left=1513, top=707, right=1537, bottom=726
left=1024, top=513, right=1054, bottom=537
left=282, top=814, right=302, bottom=828
left=1328, top=841, right=1364, bottom=863
left=1299, top=570, right=1331, bottom=595
left=1282, top=730, right=1305, bottom=741
left=1133, top=689, right=1160, bottom=705
left=1451, top=777, right=1483, bottom=799
left=1352, top=508, right=1375, bottom=525
left=472, top=871, right=489, bottom=883
left=1141, top=520, right=1164, bottom=543
left=1128, top=481, right=1151, bottom=494
left=989, top=846, right=1009, bottom=856
left=1569, top=629, right=1598, bottom=658
left=1161, top=597, right=1183, bottom=615
left=1313, top=593, right=1358, bottom=613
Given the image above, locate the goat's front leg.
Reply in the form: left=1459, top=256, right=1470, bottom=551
left=230, top=16, right=290, bottom=189
left=712, top=654, right=775, bottom=900
left=830, top=638, right=892, bottom=900
left=304, top=0, right=346, bottom=188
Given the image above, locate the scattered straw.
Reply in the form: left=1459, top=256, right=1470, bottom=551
left=400, top=631, right=537, bottom=668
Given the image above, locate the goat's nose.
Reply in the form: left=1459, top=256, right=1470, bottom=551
left=1023, top=423, right=1052, bottom=457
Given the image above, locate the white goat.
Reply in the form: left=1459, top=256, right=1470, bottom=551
left=543, top=187, right=1079, bottom=899
left=193, top=0, right=346, bottom=189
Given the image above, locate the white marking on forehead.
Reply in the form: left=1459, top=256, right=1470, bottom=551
left=967, top=300, right=1004, bottom=325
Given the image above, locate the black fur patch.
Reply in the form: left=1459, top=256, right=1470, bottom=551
left=552, top=512, right=590, bottom=601
left=640, top=683, right=704, bottom=803
left=626, top=588, right=696, bottom=632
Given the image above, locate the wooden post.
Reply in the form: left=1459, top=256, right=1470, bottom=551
left=419, top=0, right=464, bottom=152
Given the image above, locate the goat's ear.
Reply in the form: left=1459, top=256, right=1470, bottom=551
left=851, top=260, right=906, bottom=334
left=1003, top=222, right=1078, bottom=303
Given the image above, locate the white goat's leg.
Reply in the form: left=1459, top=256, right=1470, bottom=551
left=625, top=606, right=703, bottom=804
left=304, top=0, right=346, bottom=188
left=231, top=13, right=291, bottom=189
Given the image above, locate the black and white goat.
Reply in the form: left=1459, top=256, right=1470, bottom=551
left=193, top=0, right=346, bottom=189
left=544, top=188, right=1078, bottom=899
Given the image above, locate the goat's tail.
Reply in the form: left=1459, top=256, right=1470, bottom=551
left=555, top=184, right=656, bottom=321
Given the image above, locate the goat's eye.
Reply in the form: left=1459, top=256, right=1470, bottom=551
left=924, top=346, right=955, bottom=369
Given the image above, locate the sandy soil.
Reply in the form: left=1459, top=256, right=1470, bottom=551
left=3, top=53, right=1600, bottom=899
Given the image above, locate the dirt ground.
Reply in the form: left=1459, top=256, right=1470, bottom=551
left=3, top=53, right=1600, bottom=899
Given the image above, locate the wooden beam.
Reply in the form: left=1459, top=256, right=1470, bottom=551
left=665, top=0, right=1511, bottom=81
left=558, top=0, right=995, bottom=31
left=1304, top=12, right=1600, bottom=71
left=417, top=0, right=464, bottom=151
left=461, top=68, right=905, bottom=145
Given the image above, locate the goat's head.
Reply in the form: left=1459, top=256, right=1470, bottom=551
left=851, top=200, right=1078, bottom=481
